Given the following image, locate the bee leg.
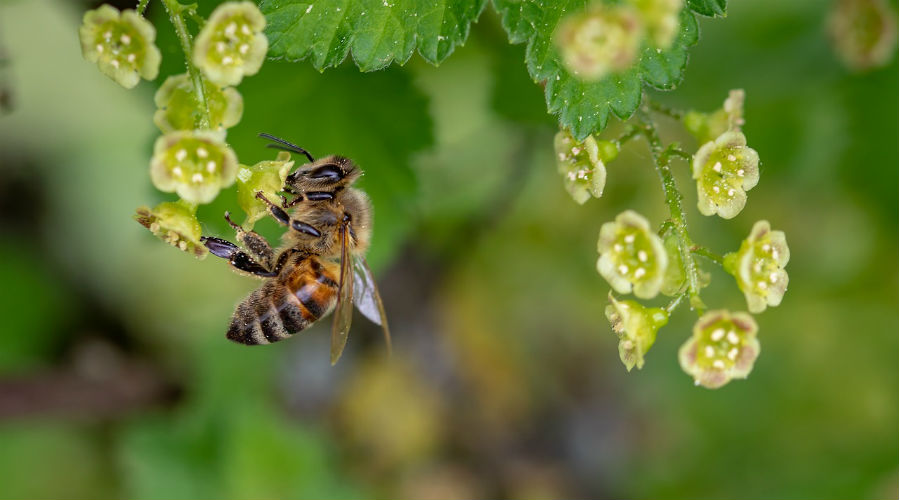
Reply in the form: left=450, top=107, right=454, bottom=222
left=201, top=236, right=277, bottom=277
left=221, top=211, right=277, bottom=269
left=255, top=192, right=322, bottom=237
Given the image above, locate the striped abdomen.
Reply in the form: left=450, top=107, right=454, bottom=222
left=226, top=256, right=339, bottom=345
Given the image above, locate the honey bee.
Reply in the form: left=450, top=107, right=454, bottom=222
left=201, top=133, right=390, bottom=364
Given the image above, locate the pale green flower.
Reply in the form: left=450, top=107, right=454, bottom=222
left=236, top=152, right=294, bottom=227
left=679, top=310, right=760, bottom=389
left=724, top=220, right=790, bottom=313
left=606, top=293, right=668, bottom=371
left=134, top=201, right=207, bottom=258
left=193, top=1, right=268, bottom=86
left=692, top=130, right=760, bottom=219
left=554, top=129, right=607, bottom=204
left=597, top=210, right=668, bottom=299
left=150, top=131, right=238, bottom=204
left=555, top=4, right=643, bottom=81
left=153, top=73, right=244, bottom=133
left=79, top=5, right=161, bottom=88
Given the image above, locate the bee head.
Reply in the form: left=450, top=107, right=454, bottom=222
left=284, top=156, right=361, bottom=193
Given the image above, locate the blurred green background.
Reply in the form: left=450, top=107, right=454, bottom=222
left=0, top=0, right=896, bottom=498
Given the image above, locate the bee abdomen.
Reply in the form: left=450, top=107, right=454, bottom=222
left=227, top=282, right=320, bottom=345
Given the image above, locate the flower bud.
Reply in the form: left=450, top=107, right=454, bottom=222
left=679, top=310, right=759, bottom=389
left=724, top=220, right=790, bottom=313
left=684, top=89, right=745, bottom=145
left=606, top=293, right=668, bottom=371
left=597, top=210, right=668, bottom=299
left=79, top=5, right=161, bottom=89
left=554, top=129, right=607, bottom=204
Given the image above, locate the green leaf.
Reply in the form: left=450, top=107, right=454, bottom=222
left=261, top=0, right=488, bottom=71
left=687, top=0, right=727, bottom=18
left=493, top=1, right=701, bottom=140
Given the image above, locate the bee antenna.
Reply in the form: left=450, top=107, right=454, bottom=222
left=258, top=133, right=315, bottom=163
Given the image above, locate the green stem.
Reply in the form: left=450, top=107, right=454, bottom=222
left=647, top=99, right=685, bottom=120
left=161, top=0, right=210, bottom=129
left=136, top=0, right=150, bottom=16
left=691, top=245, right=724, bottom=266
left=614, top=125, right=643, bottom=148
left=636, top=108, right=705, bottom=314
left=665, top=292, right=687, bottom=315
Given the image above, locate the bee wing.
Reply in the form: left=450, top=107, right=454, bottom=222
left=352, top=256, right=392, bottom=355
left=330, top=223, right=354, bottom=365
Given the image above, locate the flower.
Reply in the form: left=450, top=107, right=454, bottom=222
left=683, top=89, right=745, bottom=145
left=724, top=220, right=790, bottom=313
left=606, top=293, right=668, bottom=371
left=79, top=5, right=161, bottom=89
left=153, top=73, right=244, bottom=133
left=554, top=129, right=608, bottom=204
left=236, top=152, right=294, bottom=227
left=149, top=131, right=239, bottom=204
left=827, top=0, right=896, bottom=72
left=555, top=4, right=643, bottom=81
left=597, top=210, right=668, bottom=299
left=134, top=201, right=207, bottom=258
left=679, top=310, right=760, bottom=389
left=193, top=1, right=268, bottom=86
left=631, top=0, right=683, bottom=49
left=692, top=130, right=759, bottom=219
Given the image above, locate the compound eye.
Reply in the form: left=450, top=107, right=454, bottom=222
left=308, top=164, right=343, bottom=181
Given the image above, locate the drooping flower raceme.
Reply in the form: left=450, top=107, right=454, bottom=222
left=134, top=201, right=207, bottom=258
left=150, top=131, right=239, bottom=204
left=724, top=220, right=790, bottom=313
left=193, top=1, right=268, bottom=86
left=554, top=129, right=608, bottom=204
left=692, top=130, right=759, bottom=219
left=79, top=5, right=161, bottom=89
left=236, top=152, right=294, bottom=228
left=606, top=293, right=668, bottom=371
left=679, top=310, right=759, bottom=389
left=597, top=210, right=668, bottom=299
left=153, top=73, right=244, bottom=133
left=555, top=4, right=643, bottom=81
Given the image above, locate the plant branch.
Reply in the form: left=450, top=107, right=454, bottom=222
left=161, top=0, right=210, bottom=129
left=647, top=99, right=685, bottom=120
left=691, top=245, right=724, bottom=266
left=665, top=292, right=687, bottom=315
left=635, top=108, right=705, bottom=314
left=136, top=0, right=150, bottom=16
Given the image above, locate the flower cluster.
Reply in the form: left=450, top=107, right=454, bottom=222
left=724, top=220, right=790, bottom=313
left=79, top=5, right=161, bottom=89
left=597, top=210, right=668, bottom=299
left=679, top=310, right=759, bottom=389
left=193, top=2, right=268, bottom=86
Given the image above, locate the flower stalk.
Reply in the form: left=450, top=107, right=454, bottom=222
left=161, top=0, right=211, bottom=129
left=635, top=106, right=705, bottom=313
